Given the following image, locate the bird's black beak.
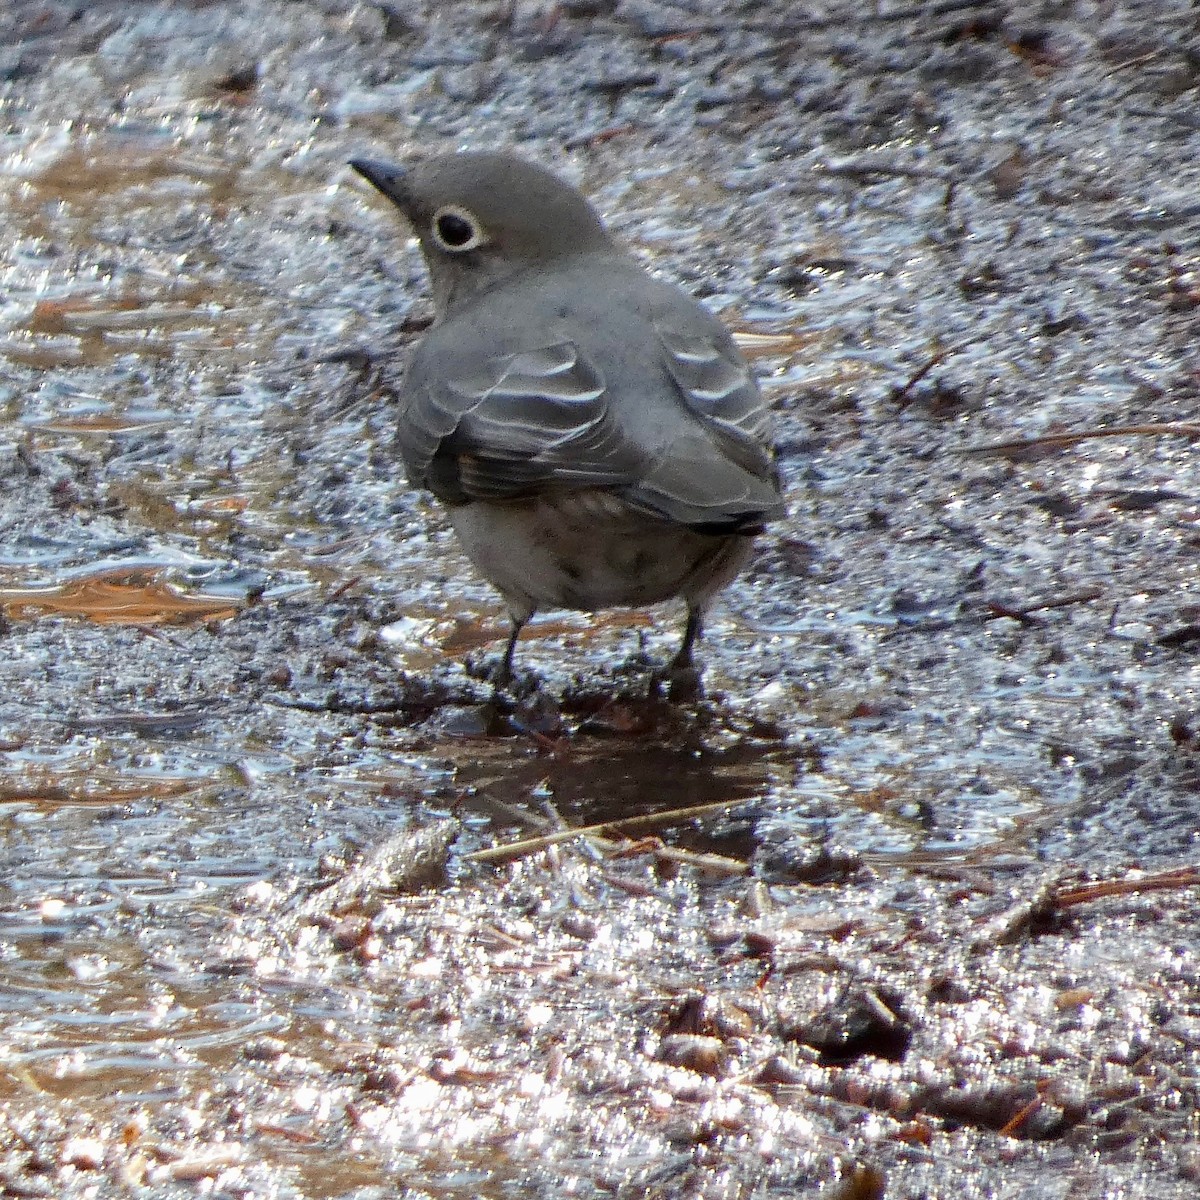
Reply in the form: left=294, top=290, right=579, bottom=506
left=348, top=158, right=410, bottom=209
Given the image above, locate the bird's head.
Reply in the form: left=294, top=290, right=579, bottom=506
left=349, top=151, right=614, bottom=314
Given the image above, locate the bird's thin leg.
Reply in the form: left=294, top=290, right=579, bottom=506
left=671, top=604, right=703, bottom=672
left=663, top=604, right=705, bottom=701
left=495, top=614, right=526, bottom=688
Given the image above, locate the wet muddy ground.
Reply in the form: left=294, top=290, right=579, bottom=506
left=1, top=0, right=1199, bottom=1196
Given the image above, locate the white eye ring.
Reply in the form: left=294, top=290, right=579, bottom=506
left=431, top=205, right=485, bottom=252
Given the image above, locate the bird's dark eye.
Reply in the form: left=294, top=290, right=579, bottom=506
left=432, top=206, right=483, bottom=252
left=436, top=213, right=473, bottom=245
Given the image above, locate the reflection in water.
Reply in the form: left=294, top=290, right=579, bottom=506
left=0, top=564, right=243, bottom=624
left=450, top=731, right=781, bottom=865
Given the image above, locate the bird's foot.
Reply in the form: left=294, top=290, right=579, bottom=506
left=652, top=649, right=705, bottom=703
left=462, top=645, right=534, bottom=695
left=481, top=659, right=541, bottom=703
left=660, top=605, right=706, bottom=702
left=666, top=663, right=705, bottom=703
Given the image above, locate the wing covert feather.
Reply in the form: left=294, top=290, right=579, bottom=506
left=655, top=320, right=773, bottom=444
left=399, top=341, right=641, bottom=501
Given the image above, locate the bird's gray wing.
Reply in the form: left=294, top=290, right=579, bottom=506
left=622, top=320, right=783, bottom=528
left=655, top=321, right=774, bottom=446
left=399, top=341, right=642, bottom=503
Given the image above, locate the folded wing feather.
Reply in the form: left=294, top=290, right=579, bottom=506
left=400, top=333, right=781, bottom=527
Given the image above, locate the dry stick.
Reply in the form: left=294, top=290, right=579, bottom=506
left=563, top=123, right=637, bottom=151
left=325, top=575, right=362, bottom=602
left=891, top=338, right=977, bottom=406
left=877, top=0, right=1001, bottom=18
left=965, top=422, right=1200, bottom=455
left=1052, top=866, right=1200, bottom=910
left=984, top=587, right=1105, bottom=624
left=816, top=159, right=947, bottom=182
left=997, top=1092, right=1046, bottom=1139
left=465, top=797, right=754, bottom=864
left=625, top=842, right=748, bottom=877
left=730, top=0, right=999, bottom=30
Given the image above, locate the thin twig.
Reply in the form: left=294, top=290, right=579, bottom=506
left=609, top=838, right=749, bottom=876
left=465, top=797, right=754, bottom=863
left=650, top=844, right=749, bottom=876
left=891, top=339, right=976, bottom=406
left=564, top=124, right=637, bottom=150
left=816, top=158, right=947, bottom=183
left=628, top=0, right=998, bottom=38
left=874, top=0, right=1001, bottom=19
left=1052, top=866, right=1200, bottom=910
left=325, top=575, right=362, bottom=602
left=984, top=587, right=1104, bottom=624
left=998, top=1092, right=1046, bottom=1139
left=964, top=423, right=1200, bottom=455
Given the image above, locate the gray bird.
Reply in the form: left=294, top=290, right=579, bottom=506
left=349, top=151, right=784, bottom=695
